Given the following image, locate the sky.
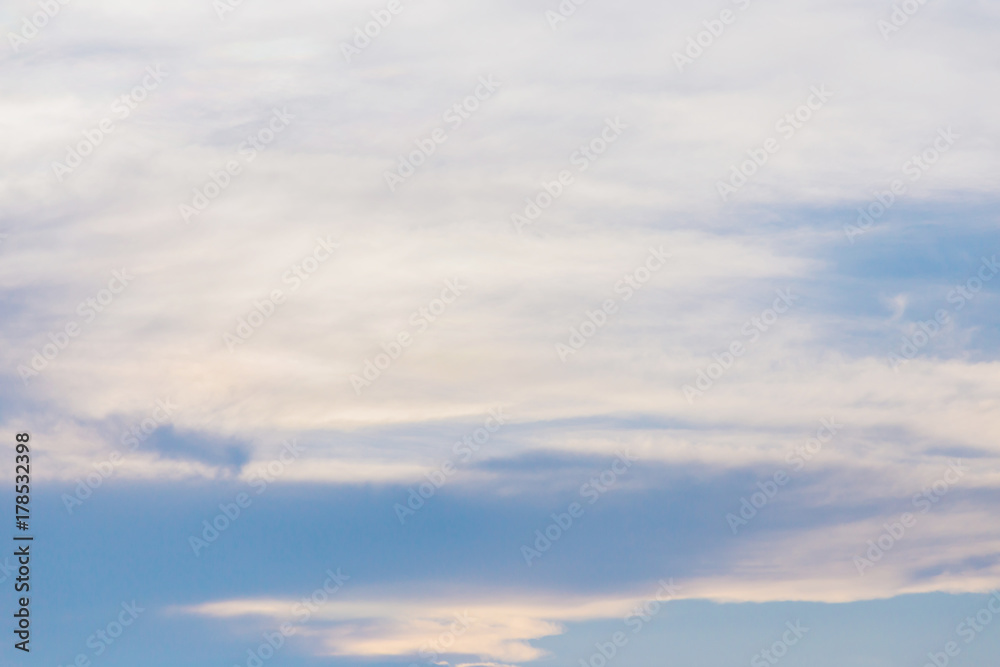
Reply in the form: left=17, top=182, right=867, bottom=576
left=1, top=0, right=1000, bottom=665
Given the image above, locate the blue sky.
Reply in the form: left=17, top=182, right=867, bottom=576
left=2, top=0, right=1000, bottom=665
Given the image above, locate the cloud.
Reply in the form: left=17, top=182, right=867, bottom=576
left=2, top=4, right=1000, bottom=661
left=182, top=594, right=639, bottom=663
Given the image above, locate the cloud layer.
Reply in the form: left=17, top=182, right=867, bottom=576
left=2, top=0, right=999, bottom=664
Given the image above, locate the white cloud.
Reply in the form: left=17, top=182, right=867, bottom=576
left=2, top=0, right=999, bottom=622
